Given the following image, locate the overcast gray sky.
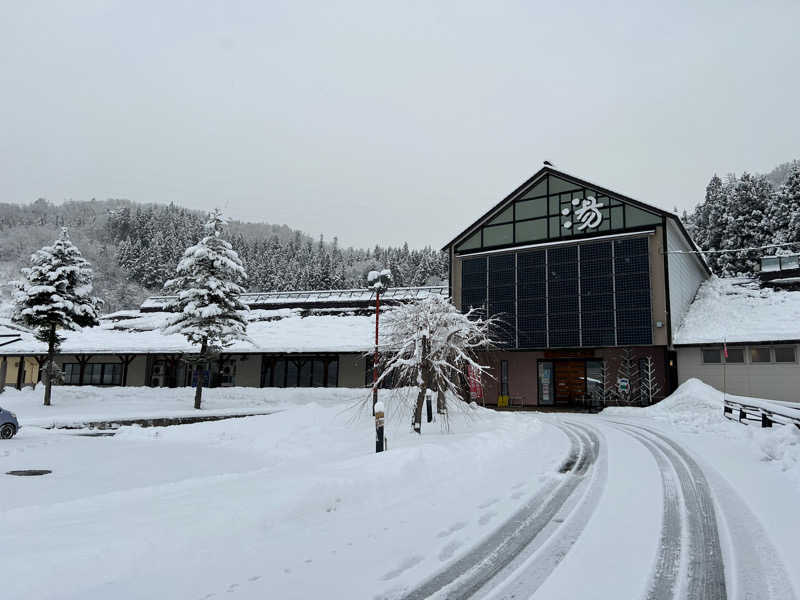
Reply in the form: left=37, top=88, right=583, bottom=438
left=1, top=1, right=798, bottom=248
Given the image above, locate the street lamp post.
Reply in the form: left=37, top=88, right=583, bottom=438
left=367, top=269, right=391, bottom=452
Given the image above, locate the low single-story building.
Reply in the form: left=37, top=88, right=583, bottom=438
left=674, top=277, right=800, bottom=403
left=0, top=287, right=446, bottom=391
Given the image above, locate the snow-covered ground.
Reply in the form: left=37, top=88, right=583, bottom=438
left=0, top=391, right=568, bottom=600
left=0, top=385, right=358, bottom=427
left=2, top=381, right=799, bottom=599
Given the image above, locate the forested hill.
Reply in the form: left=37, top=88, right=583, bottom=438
left=684, top=159, right=800, bottom=276
left=0, top=199, right=447, bottom=313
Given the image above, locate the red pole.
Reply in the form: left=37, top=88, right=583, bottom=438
left=372, top=290, right=380, bottom=415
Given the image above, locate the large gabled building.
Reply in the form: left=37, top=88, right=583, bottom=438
left=443, top=164, right=710, bottom=407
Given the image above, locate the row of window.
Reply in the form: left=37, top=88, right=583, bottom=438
left=63, top=363, right=122, bottom=386
left=455, top=174, right=662, bottom=253
left=261, top=356, right=339, bottom=388
left=701, top=345, right=797, bottom=365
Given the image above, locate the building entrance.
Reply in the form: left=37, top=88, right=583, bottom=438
left=554, top=360, right=586, bottom=404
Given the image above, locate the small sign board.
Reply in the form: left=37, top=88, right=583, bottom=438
left=617, top=378, right=630, bottom=394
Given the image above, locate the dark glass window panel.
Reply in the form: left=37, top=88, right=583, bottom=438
left=522, top=178, right=547, bottom=199
left=582, top=328, right=615, bottom=347
left=261, top=359, right=273, bottom=387
left=483, top=224, right=513, bottom=247
left=102, top=363, right=121, bottom=385
left=326, top=359, right=339, bottom=387
left=274, top=359, right=287, bottom=387
left=750, top=347, right=771, bottom=363
left=456, top=230, right=481, bottom=252
left=298, top=360, right=312, bottom=386
left=64, top=363, right=79, bottom=385
left=286, top=360, right=299, bottom=386
left=461, top=257, right=487, bottom=314
left=487, top=205, right=514, bottom=225
left=311, top=360, right=325, bottom=387
left=774, top=346, right=796, bottom=363
left=702, top=349, right=721, bottom=364
left=548, top=175, right=582, bottom=194
left=516, top=198, right=548, bottom=220
left=586, top=360, right=604, bottom=401
left=548, top=246, right=578, bottom=347
left=625, top=206, right=662, bottom=227
left=725, top=348, right=745, bottom=363
left=87, top=364, right=102, bottom=385
left=515, top=219, right=548, bottom=242
left=489, top=254, right=516, bottom=346
left=517, top=250, right=547, bottom=348
left=610, top=206, right=624, bottom=229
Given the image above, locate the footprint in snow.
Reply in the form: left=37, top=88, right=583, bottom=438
left=511, top=490, right=524, bottom=500
left=381, top=555, right=424, bottom=581
left=479, top=511, right=497, bottom=526
left=226, top=583, right=239, bottom=593
left=438, top=540, right=463, bottom=561
left=248, top=576, right=261, bottom=582
left=436, top=521, right=467, bottom=539
left=478, top=498, right=499, bottom=509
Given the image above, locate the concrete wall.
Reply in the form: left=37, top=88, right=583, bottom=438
left=676, top=346, right=800, bottom=403
left=338, top=353, right=366, bottom=388
left=666, top=219, right=708, bottom=340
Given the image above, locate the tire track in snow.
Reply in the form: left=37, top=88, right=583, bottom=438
left=394, top=421, right=601, bottom=600
left=614, top=420, right=797, bottom=600
left=610, top=421, right=726, bottom=600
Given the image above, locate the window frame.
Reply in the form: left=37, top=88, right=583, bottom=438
left=701, top=348, right=722, bottom=364
left=773, top=345, right=797, bottom=364
left=749, top=346, right=772, bottom=364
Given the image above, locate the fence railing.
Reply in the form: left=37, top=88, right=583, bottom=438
left=723, top=398, right=800, bottom=429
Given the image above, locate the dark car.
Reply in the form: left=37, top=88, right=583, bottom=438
left=0, top=406, right=20, bottom=439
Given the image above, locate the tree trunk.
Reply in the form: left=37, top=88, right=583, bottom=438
left=412, top=386, right=426, bottom=434
left=43, top=324, right=56, bottom=406
left=194, top=338, right=207, bottom=410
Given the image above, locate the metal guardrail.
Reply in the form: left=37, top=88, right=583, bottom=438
left=723, top=398, right=800, bottom=429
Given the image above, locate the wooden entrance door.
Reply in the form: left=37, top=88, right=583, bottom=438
left=554, top=361, right=586, bottom=404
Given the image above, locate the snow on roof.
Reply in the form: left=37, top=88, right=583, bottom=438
left=141, top=286, right=447, bottom=311
left=674, top=277, right=800, bottom=345
left=0, top=309, right=378, bottom=355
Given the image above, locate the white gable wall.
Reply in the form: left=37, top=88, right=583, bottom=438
left=666, top=218, right=708, bottom=341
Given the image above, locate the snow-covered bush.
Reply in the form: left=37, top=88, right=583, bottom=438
left=162, top=209, right=250, bottom=409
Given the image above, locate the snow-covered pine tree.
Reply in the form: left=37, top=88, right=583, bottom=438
left=719, top=173, right=772, bottom=275
left=780, top=165, right=800, bottom=246
left=12, top=228, right=100, bottom=406
left=377, top=295, right=496, bottom=434
left=639, top=356, right=661, bottom=405
left=162, top=209, right=250, bottom=409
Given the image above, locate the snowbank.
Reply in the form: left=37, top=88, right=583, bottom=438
left=0, top=385, right=369, bottom=428
left=604, top=378, right=800, bottom=488
left=674, top=276, right=800, bottom=344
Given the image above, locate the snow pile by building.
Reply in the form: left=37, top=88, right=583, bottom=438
left=674, top=276, right=800, bottom=344
left=605, top=378, right=800, bottom=488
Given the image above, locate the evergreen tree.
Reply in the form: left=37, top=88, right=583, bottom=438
left=11, top=228, right=100, bottom=405
left=719, top=173, right=772, bottom=275
left=162, top=209, right=250, bottom=409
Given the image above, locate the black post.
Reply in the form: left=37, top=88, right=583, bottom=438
left=761, top=411, right=772, bottom=428
left=739, top=408, right=747, bottom=423
left=375, top=401, right=385, bottom=453
left=426, top=392, right=433, bottom=423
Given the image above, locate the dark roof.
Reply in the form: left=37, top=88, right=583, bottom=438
left=440, top=166, right=705, bottom=272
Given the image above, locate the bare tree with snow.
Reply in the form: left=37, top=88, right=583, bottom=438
left=377, top=295, right=496, bottom=434
left=162, top=209, right=250, bottom=409
left=11, top=228, right=100, bottom=406
left=639, top=355, right=662, bottom=406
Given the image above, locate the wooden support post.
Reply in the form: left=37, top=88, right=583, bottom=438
left=15, top=356, right=25, bottom=390
left=117, top=354, right=136, bottom=387
left=75, top=354, right=94, bottom=386
left=761, top=411, right=772, bottom=428
left=0, top=357, right=6, bottom=393
left=739, top=408, right=747, bottom=423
